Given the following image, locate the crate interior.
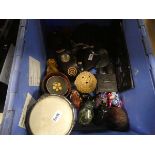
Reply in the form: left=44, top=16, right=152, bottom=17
left=40, top=19, right=133, bottom=133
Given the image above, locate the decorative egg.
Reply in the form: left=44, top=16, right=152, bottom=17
left=106, top=107, right=129, bottom=131
left=74, top=71, right=97, bottom=93
left=78, top=100, right=94, bottom=126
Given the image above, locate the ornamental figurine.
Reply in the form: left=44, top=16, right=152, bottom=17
left=74, top=71, right=97, bottom=93
left=70, top=90, right=82, bottom=109
left=46, top=58, right=59, bottom=75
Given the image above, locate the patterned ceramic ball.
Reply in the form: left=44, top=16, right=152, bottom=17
left=74, top=71, right=97, bottom=93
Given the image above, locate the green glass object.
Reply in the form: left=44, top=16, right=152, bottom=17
left=78, top=100, right=94, bottom=126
